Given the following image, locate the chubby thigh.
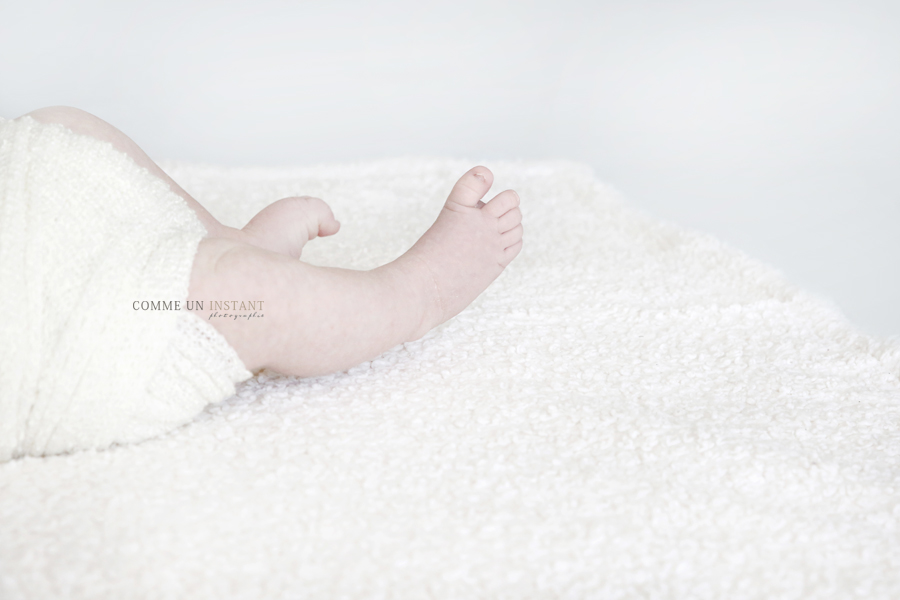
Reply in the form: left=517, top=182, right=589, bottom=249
left=187, top=236, right=428, bottom=378
left=187, top=237, right=284, bottom=373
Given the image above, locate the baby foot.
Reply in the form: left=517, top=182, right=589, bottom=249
left=240, top=196, right=340, bottom=258
left=399, top=166, right=523, bottom=336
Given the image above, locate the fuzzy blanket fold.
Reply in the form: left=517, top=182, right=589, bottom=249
left=1, top=157, right=898, bottom=599
left=0, top=117, right=250, bottom=461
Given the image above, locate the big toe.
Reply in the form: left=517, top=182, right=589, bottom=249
left=319, top=218, right=340, bottom=237
left=447, top=166, right=494, bottom=208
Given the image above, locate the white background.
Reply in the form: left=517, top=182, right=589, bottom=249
left=2, top=0, right=897, bottom=336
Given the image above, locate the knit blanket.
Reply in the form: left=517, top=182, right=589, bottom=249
left=1, top=157, right=898, bottom=598
left=0, top=116, right=249, bottom=461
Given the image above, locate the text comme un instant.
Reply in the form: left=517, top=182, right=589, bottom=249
left=133, top=300, right=265, bottom=311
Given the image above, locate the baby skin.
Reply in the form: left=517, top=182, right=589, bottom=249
left=25, top=107, right=524, bottom=378
left=190, top=167, right=523, bottom=377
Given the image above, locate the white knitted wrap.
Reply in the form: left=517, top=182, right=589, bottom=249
left=0, top=116, right=251, bottom=461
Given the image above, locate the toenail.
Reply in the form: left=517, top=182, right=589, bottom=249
left=474, top=172, right=486, bottom=182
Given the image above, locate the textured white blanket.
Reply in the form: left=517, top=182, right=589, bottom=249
left=1, top=158, right=898, bottom=598
left=0, top=116, right=249, bottom=462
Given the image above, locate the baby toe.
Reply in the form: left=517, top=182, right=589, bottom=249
left=497, top=206, right=522, bottom=233
left=319, top=218, right=340, bottom=237
left=483, top=189, right=519, bottom=218
left=501, top=240, right=523, bottom=267
left=447, top=166, right=494, bottom=208
left=500, top=223, right=523, bottom=247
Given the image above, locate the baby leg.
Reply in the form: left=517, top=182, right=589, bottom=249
left=188, top=237, right=430, bottom=375
left=20, top=107, right=525, bottom=376
left=189, top=166, right=523, bottom=377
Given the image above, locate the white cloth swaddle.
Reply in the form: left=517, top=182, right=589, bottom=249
left=0, top=116, right=252, bottom=461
